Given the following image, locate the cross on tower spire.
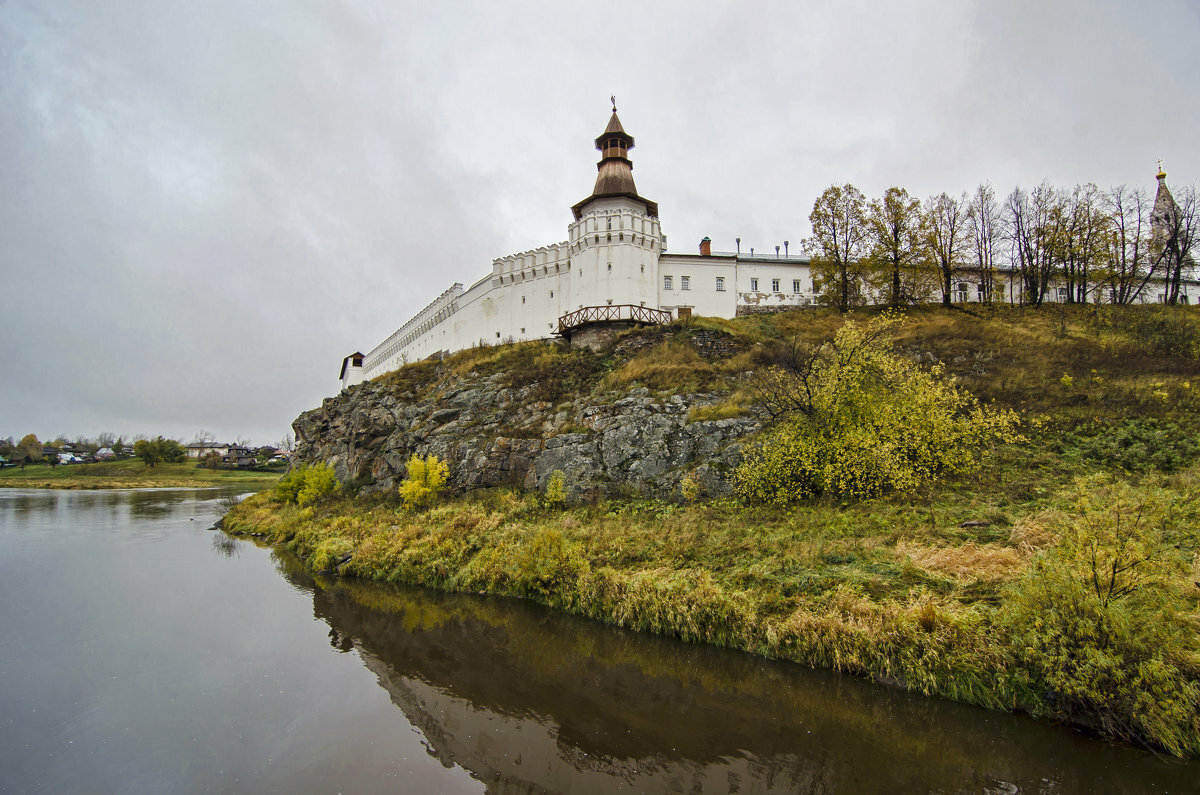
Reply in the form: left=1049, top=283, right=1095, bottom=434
left=611, top=95, right=617, bottom=113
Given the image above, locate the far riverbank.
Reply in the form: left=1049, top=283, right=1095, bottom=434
left=0, top=460, right=282, bottom=490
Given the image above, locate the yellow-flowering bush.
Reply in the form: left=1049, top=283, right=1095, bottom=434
left=543, top=469, right=567, bottom=508
left=736, top=314, right=1018, bottom=503
left=399, top=454, right=449, bottom=510
left=274, top=463, right=339, bottom=505
left=999, top=476, right=1200, bottom=756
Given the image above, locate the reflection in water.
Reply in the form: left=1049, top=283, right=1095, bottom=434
left=211, top=533, right=243, bottom=558
left=273, top=555, right=1197, bottom=794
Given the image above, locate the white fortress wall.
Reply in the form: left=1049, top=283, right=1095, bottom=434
left=488, top=241, right=573, bottom=341
left=737, top=259, right=816, bottom=310
left=361, top=242, right=574, bottom=380
left=363, top=282, right=464, bottom=379
left=657, top=254, right=738, bottom=317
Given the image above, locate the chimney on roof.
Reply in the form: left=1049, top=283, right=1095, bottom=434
left=699, top=236, right=711, bottom=256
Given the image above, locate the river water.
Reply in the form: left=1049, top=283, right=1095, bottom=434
left=0, top=488, right=1196, bottom=794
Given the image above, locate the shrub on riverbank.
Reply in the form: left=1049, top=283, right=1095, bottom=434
left=735, top=315, right=1018, bottom=503
left=275, top=463, right=338, bottom=505
left=998, top=475, right=1200, bottom=756
left=398, top=454, right=449, bottom=510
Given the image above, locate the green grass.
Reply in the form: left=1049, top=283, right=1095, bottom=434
left=0, top=460, right=283, bottom=489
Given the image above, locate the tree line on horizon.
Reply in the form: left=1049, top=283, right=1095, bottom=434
left=802, top=180, right=1199, bottom=311
left=0, top=431, right=295, bottom=468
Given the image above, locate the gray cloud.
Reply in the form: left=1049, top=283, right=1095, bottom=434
left=2, top=0, right=1198, bottom=444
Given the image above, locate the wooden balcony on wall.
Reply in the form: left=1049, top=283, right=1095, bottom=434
left=557, top=304, right=673, bottom=336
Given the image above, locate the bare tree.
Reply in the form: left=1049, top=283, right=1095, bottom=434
left=806, top=184, right=870, bottom=311
left=1102, top=185, right=1155, bottom=304
left=1005, top=183, right=1062, bottom=306
left=966, top=182, right=1002, bottom=304
left=865, top=187, right=927, bottom=307
left=925, top=191, right=969, bottom=306
left=1057, top=183, right=1109, bottom=303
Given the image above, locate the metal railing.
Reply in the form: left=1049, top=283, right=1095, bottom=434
left=557, top=304, right=672, bottom=335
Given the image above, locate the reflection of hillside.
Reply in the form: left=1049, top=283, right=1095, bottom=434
left=275, top=554, right=1191, bottom=794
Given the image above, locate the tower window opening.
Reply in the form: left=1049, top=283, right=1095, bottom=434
left=716, top=277, right=725, bottom=291
left=607, top=217, right=613, bottom=230
left=607, top=263, right=612, bottom=271
left=522, top=295, right=526, bottom=304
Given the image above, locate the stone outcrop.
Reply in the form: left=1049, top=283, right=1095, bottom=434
left=292, top=368, right=760, bottom=501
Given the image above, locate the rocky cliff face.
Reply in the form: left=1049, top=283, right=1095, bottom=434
left=292, top=368, right=759, bottom=501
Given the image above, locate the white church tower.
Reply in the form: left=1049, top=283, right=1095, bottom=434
left=566, top=102, right=663, bottom=313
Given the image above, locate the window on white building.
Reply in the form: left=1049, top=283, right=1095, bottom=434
left=716, top=277, right=725, bottom=291
left=664, top=275, right=673, bottom=290
left=793, top=279, right=801, bottom=294
left=750, top=278, right=759, bottom=291
left=1057, top=287, right=1068, bottom=302
left=772, top=278, right=780, bottom=292
left=681, top=276, right=690, bottom=291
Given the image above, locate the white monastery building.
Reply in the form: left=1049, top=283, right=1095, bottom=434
left=341, top=105, right=815, bottom=390
left=340, top=107, right=1194, bottom=391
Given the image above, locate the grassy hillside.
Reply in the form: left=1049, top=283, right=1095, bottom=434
left=226, top=304, right=1200, bottom=756
left=0, top=459, right=282, bottom=489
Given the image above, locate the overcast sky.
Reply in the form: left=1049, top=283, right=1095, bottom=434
left=2, top=0, right=1198, bottom=445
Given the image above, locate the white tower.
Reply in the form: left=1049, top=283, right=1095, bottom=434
left=339, top=352, right=364, bottom=392
left=567, top=104, right=663, bottom=312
